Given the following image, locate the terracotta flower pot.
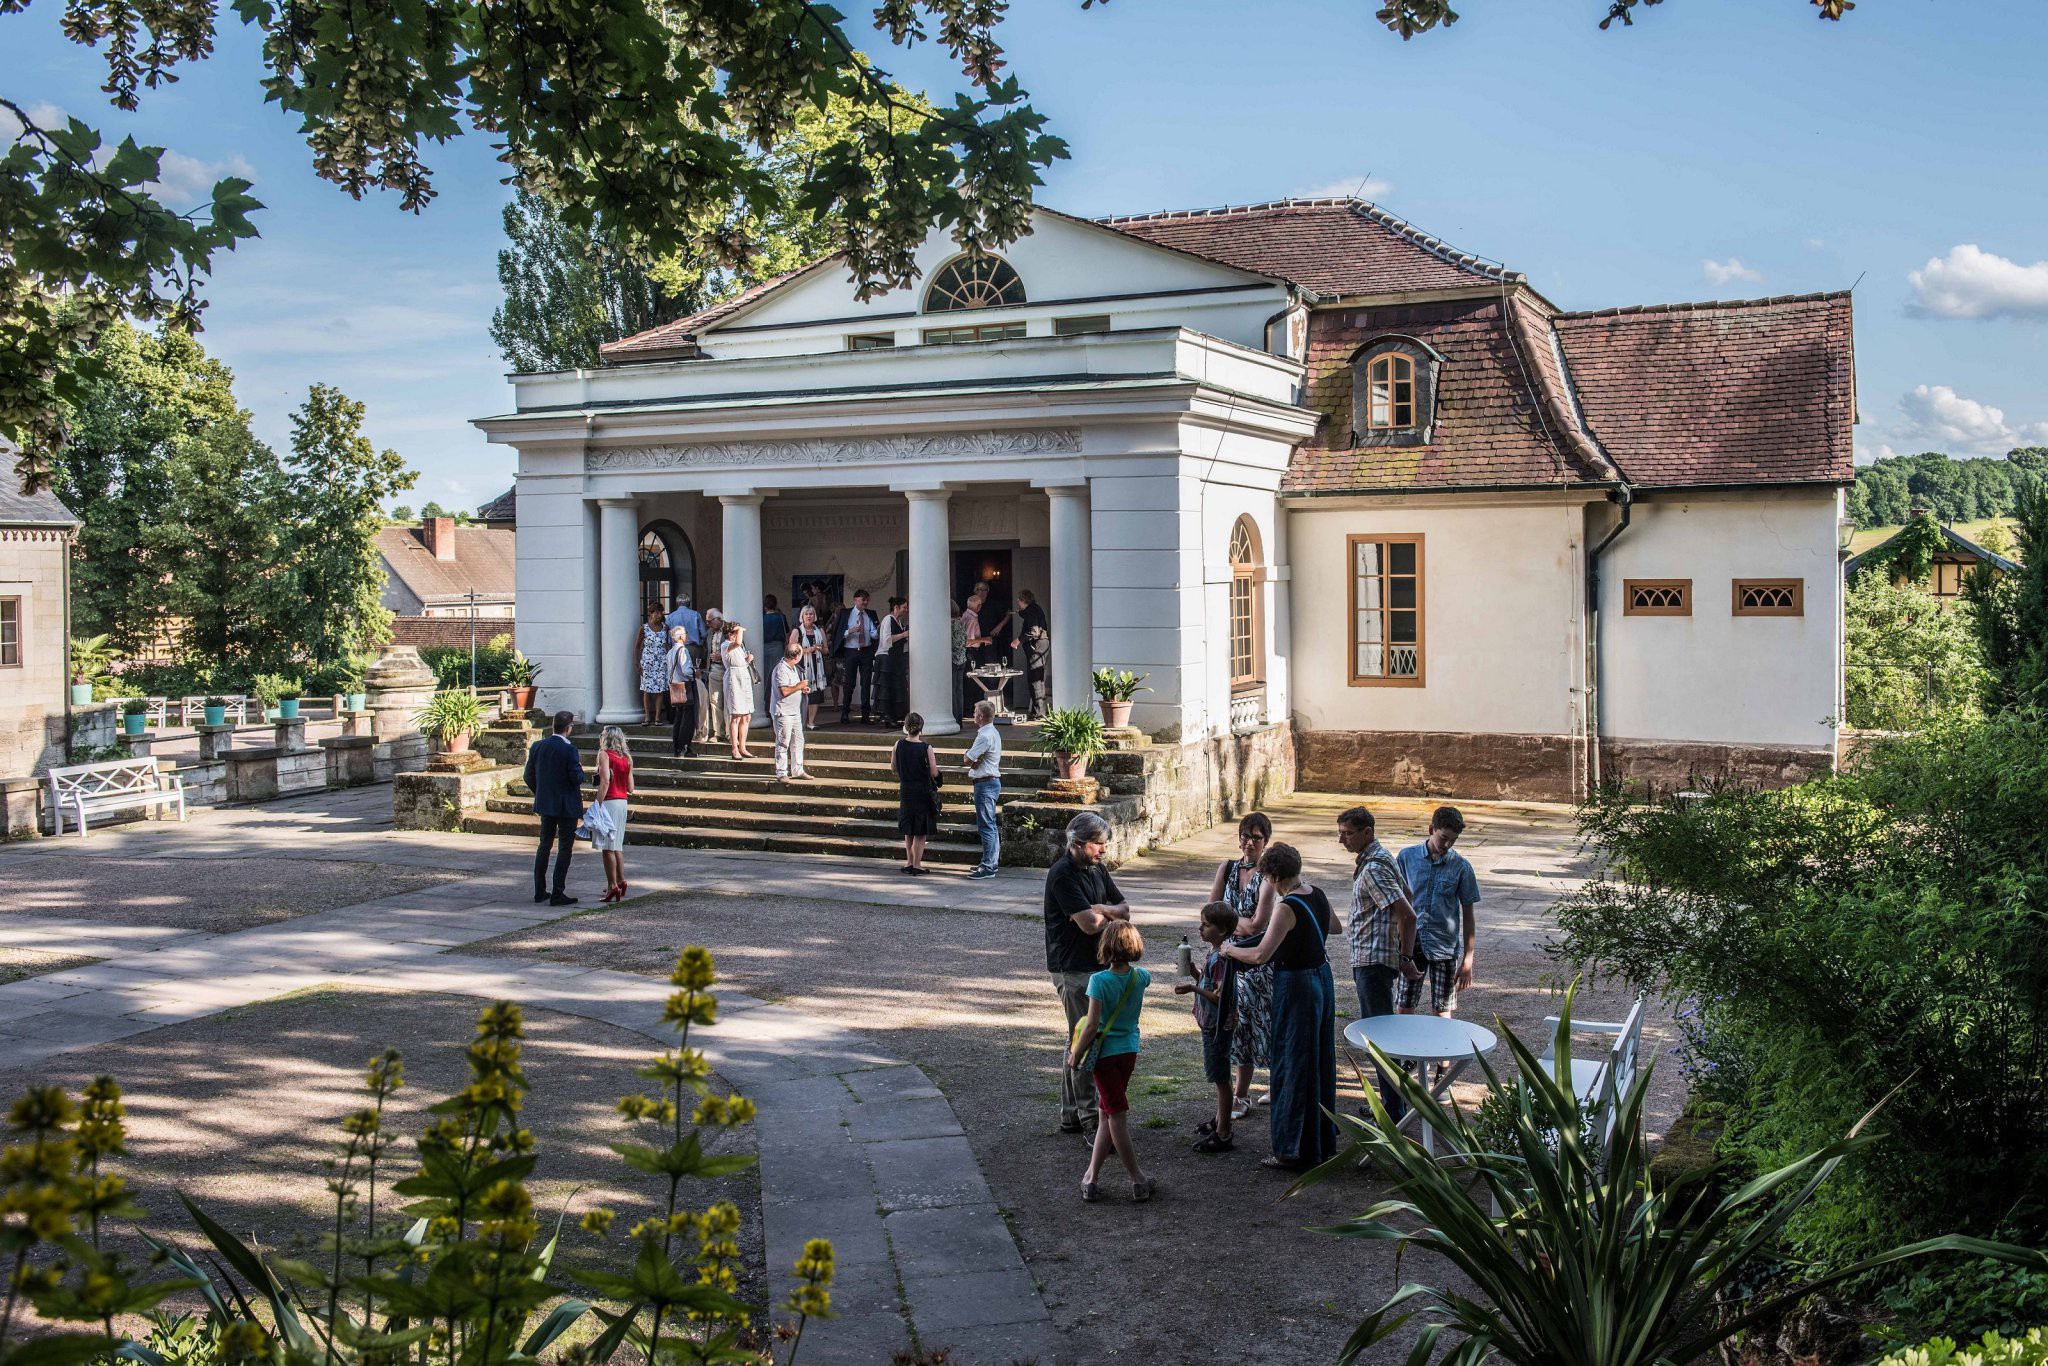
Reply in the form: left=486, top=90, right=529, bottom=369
left=1054, top=753, right=1089, bottom=781
left=443, top=731, right=472, bottom=753
left=1098, top=699, right=1132, bottom=728
left=510, top=685, right=537, bottom=711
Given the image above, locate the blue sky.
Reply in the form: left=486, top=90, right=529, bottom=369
left=7, top=0, right=2047, bottom=512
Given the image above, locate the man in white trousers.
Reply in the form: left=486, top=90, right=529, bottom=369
left=771, top=642, right=811, bottom=782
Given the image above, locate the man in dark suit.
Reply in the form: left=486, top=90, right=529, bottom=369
left=523, top=709, right=585, bottom=906
left=829, top=588, right=881, bottom=725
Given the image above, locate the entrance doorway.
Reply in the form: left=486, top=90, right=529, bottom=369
left=954, top=547, right=1015, bottom=641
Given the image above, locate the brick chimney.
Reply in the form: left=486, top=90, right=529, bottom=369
left=420, top=517, right=457, bottom=561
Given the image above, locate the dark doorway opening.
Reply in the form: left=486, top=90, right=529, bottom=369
left=954, top=548, right=1015, bottom=641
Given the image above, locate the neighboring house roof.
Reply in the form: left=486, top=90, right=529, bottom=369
left=375, top=524, right=517, bottom=607
left=0, top=484, right=80, bottom=528
left=1551, top=291, right=1856, bottom=490
left=477, top=486, right=517, bottom=524
left=1845, top=522, right=2020, bottom=579
left=1099, top=197, right=1520, bottom=296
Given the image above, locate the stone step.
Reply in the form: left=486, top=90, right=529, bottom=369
left=610, top=756, right=1050, bottom=791
left=461, top=809, right=983, bottom=865
left=505, top=781, right=1003, bottom=825
left=482, top=795, right=982, bottom=846
left=579, top=729, right=1060, bottom=767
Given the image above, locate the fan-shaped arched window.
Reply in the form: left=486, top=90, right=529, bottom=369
left=924, top=255, right=1026, bottom=312
left=1228, top=516, right=1263, bottom=692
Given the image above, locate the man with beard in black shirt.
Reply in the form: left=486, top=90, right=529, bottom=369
left=1044, top=811, right=1132, bottom=1134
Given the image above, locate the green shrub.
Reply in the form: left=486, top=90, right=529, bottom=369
left=1882, top=1264, right=2048, bottom=1344
left=1553, top=709, right=2048, bottom=1280
left=1878, top=1328, right=2048, bottom=1366
left=422, top=634, right=515, bottom=690
left=1033, top=706, right=1106, bottom=759
left=1843, top=569, right=1989, bottom=730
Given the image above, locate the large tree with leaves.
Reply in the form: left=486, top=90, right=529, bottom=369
left=277, top=384, right=417, bottom=664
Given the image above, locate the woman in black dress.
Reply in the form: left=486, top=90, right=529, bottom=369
left=891, top=711, right=940, bottom=875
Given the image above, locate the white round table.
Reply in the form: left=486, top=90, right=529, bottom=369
left=1344, top=1015, right=1498, bottom=1152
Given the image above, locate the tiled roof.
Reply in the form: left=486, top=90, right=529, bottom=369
left=1845, top=522, right=2019, bottom=578
left=599, top=260, right=840, bottom=363
left=1552, top=291, right=1855, bottom=488
left=375, top=524, right=517, bottom=605
left=1100, top=198, right=1518, bottom=297
left=477, top=486, right=517, bottom=523
left=1284, top=292, right=1609, bottom=495
left=0, top=483, right=78, bottom=527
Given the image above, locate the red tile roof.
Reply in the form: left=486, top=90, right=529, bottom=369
left=1100, top=198, right=1517, bottom=297
left=598, top=259, right=839, bottom=363
left=376, top=524, right=517, bottom=605
left=1552, top=291, right=1855, bottom=488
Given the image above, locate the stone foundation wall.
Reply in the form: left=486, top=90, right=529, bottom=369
left=1134, top=721, right=1298, bottom=846
left=1597, top=738, right=1836, bottom=797
left=1298, top=728, right=1586, bottom=803
left=394, top=762, right=513, bottom=831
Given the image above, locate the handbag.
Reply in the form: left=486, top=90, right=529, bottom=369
left=1070, top=969, right=1142, bottom=1072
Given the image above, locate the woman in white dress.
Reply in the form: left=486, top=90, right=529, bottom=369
left=793, top=604, right=829, bottom=728
left=721, top=622, right=758, bottom=760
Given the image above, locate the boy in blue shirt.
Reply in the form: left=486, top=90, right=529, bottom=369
left=1395, top=806, right=1481, bottom=1019
left=1176, top=902, right=1240, bottom=1154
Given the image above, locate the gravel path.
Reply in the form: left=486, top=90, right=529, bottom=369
left=0, top=949, right=102, bottom=985
left=0, top=856, right=464, bottom=934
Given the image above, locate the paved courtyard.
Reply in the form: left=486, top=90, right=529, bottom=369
left=0, top=785, right=1667, bottom=1364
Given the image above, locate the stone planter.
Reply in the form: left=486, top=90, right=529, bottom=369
left=1097, top=699, right=1133, bottom=728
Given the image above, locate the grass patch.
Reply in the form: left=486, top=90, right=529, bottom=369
left=0, top=950, right=103, bottom=986
left=1140, top=1114, right=1172, bottom=1130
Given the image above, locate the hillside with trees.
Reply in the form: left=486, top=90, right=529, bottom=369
left=1850, top=448, right=2046, bottom=529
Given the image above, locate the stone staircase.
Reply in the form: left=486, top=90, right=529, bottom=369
left=463, top=724, right=1074, bottom=866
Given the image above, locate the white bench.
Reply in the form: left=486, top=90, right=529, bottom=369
left=1539, top=993, right=1647, bottom=1157
left=46, top=758, right=187, bottom=837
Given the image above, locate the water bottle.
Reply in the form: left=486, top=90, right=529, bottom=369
left=1176, top=935, right=1195, bottom=979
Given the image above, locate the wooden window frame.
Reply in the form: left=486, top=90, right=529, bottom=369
left=1622, top=578, right=1692, bottom=617
left=846, top=333, right=895, bottom=351
left=1053, top=314, right=1111, bottom=336
left=1347, top=533, right=1425, bottom=687
left=0, top=597, right=19, bottom=669
left=1364, top=352, right=1417, bottom=431
left=922, top=255, right=1026, bottom=312
left=1228, top=517, right=1264, bottom=693
left=1731, top=578, right=1804, bottom=617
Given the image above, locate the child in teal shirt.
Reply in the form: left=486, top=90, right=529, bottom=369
left=1066, top=920, right=1153, bottom=1203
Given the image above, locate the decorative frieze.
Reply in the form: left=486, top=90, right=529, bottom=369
left=586, top=428, right=1082, bottom=473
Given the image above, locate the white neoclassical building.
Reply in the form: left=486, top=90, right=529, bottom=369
left=478, top=197, right=1853, bottom=803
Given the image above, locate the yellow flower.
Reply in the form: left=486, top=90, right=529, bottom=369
left=793, top=1238, right=836, bottom=1283
left=671, top=947, right=716, bottom=991
left=580, top=1207, right=615, bottom=1236
left=219, top=1321, right=270, bottom=1363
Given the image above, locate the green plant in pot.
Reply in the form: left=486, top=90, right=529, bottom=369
left=1090, top=667, right=1148, bottom=728
left=249, top=673, right=287, bottom=721
left=341, top=652, right=371, bottom=713
left=68, top=634, right=115, bottom=705
left=1034, top=706, right=1106, bottom=781
left=202, top=695, right=228, bottom=727
left=276, top=683, right=303, bottom=720
left=120, top=696, right=149, bottom=735
left=418, top=688, right=487, bottom=752
left=503, top=649, right=541, bottom=711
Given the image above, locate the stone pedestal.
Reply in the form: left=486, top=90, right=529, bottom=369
left=394, top=763, right=512, bottom=832
left=272, top=717, right=309, bottom=753
left=1, top=776, right=42, bottom=840
left=474, top=719, right=539, bottom=768
left=124, top=731, right=157, bottom=760
left=1101, top=726, right=1147, bottom=752
left=196, top=723, right=236, bottom=760
left=1039, top=776, right=1102, bottom=805
left=320, top=735, right=378, bottom=788
left=365, top=645, right=437, bottom=743
left=342, top=710, right=371, bottom=738
left=68, top=702, right=119, bottom=759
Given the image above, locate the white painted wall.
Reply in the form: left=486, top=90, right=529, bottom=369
left=1287, top=500, right=1589, bottom=740
left=1598, top=489, right=1843, bottom=751
left=513, top=465, right=599, bottom=718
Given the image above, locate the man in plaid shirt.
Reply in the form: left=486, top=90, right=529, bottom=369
left=1338, top=806, right=1423, bottom=1116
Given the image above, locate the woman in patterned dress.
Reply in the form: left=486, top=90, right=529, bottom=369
left=794, top=605, right=829, bottom=728
left=634, top=604, right=670, bottom=726
left=1210, top=810, right=1275, bottom=1120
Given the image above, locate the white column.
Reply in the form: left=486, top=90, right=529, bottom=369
left=595, top=498, right=642, bottom=723
left=1047, top=483, right=1094, bottom=712
left=720, top=493, right=767, bottom=724
left=904, top=488, right=959, bottom=736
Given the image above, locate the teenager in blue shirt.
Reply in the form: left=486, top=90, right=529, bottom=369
left=1394, top=806, right=1481, bottom=1018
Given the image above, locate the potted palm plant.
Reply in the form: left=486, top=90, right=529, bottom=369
left=418, top=688, right=487, bottom=753
left=120, top=696, right=149, bottom=736
left=1034, top=706, right=1107, bottom=781
left=504, top=650, right=541, bottom=711
left=69, top=635, right=115, bottom=706
left=1090, top=668, right=1148, bottom=728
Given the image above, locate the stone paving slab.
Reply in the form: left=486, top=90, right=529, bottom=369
left=883, top=1204, right=1027, bottom=1279
left=870, top=1136, right=997, bottom=1213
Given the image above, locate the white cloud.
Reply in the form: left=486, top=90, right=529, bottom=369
left=1703, top=257, right=1765, bottom=287
left=1907, top=244, right=2048, bottom=320
left=1804, top=237, right=1827, bottom=249
left=1894, top=384, right=2048, bottom=456
left=1293, top=174, right=1395, bottom=202
left=0, top=101, right=68, bottom=142
left=146, top=149, right=257, bottom=204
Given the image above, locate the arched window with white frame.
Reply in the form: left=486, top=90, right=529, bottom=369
left=1228, top=516, right=1264, bottom=693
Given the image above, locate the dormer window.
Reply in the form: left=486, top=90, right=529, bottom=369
left=1349, top=336, right=1441, bottom=447
left=1365, top=353, right=1415, bottom=429
left=925, top=255, right=1025, bottom=312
